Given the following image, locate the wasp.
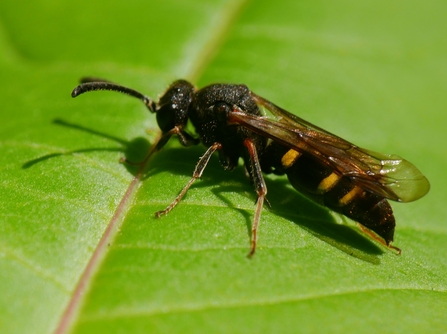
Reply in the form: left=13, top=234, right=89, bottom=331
left=71, top=78, right=430, bottom=256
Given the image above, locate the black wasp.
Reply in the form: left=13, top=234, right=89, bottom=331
left=72, top=78, right=430, bottom=256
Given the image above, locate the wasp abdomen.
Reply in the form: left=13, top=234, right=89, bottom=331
left=263, top=143, right=396, bottom=245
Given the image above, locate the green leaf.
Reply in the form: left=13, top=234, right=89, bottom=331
left=1, top=0, right=446, bottom=333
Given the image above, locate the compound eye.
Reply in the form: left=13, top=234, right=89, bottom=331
left=156, top=104, right=176, bottom=133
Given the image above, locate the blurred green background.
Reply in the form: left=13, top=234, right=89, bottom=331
left=0, top=1, right=446, bottom=333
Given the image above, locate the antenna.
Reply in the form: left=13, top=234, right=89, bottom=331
left=71, top=78, right=156, bottom=112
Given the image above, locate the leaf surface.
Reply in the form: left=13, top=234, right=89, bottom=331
left=0, top=1, right=446, bottom=333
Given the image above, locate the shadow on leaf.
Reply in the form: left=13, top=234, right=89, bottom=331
left=22, top=119, right=152, bottom=174
left=209, top=176, right=383, bottom=265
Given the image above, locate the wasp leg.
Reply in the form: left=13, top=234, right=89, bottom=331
left=357, top=223, right=402, bottom=255
left=244, top=139, right=267, bottom=257
left=119, top=132, right=166, bottom=166
left=155, top=142, right=223, bottom=217
left=120, top=126, right=197, bottom=166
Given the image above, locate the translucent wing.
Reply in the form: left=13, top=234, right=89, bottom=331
left=228, top=92, right=430, bottom=202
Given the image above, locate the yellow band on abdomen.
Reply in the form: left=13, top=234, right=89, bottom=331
left=281, top=149, right=301, bottom=168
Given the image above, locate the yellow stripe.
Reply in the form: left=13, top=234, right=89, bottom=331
left=339, top=186, right=364, bottom=206
left=281, top=149, right=301, bottom=168
left=317, top=172, right=340, bottom=192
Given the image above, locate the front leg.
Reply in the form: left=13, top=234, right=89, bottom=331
left=155, top=142, right=223, bottom=217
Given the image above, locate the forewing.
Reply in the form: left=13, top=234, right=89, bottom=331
left=230, top=94, right=430, bottom=202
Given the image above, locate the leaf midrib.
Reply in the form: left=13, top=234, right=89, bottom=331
left=54, top=0, right=251, bottom=332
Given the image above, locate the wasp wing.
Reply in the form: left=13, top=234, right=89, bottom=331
left=228, top=93, right=430, bottom=202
